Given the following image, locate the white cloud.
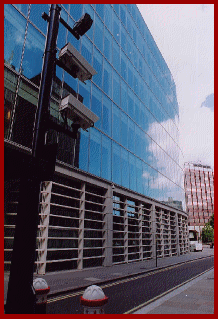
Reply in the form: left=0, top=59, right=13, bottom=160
left=137, top=4, right=214, bottom=168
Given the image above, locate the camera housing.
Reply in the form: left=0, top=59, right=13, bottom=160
left=72, top=13, right=93, bottom=40
left=58, top=42, right=97, bottom=82
left=59, top=94, right=99, bottom=130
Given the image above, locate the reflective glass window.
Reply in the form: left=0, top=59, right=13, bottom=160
left=78, top=80, right=91, bottom=109
left=83, top=5, right=94, bottom=40
left=94, top=16, right=104, bottom=53
left=113, top=12, right=120, bottom=44
left=113, top=4, right=119, bottom=16
left=113, top=71, right=120, bottom=106
left=79, top=130, right=89, bottom=171
left=103, top=60, right=112, bottom=98
left=121, top=51, right=128, bottom=82
left=127, top=13, right=132, bottom=37
left=91, top=85, right=102, bottom=130
left=22, top=24, right=45, bottom=82
left=63, top=71, right=78, bottom=96
left=81, top=36, right=93, bottom=65
left=135, top=126, right=142, bottom=158
left=112, top=103, right=120, bottom=143
left=129, top=153, right=136, bottom=191
left=51, top=64, right=63, bottom=100
left=121, top=112, right=128, bottom=149
left=144, top=133, right=151, bottom=164
left=69, top=4, right=83, bottom=22
left=120, top=5, right=126, bottom=26
left=127, top=60, right=133, bottom=88
left=132, top=25, right=137, bottom=44
left=102, top=95, right=112, bottom=136
left=4, top=67, right=18, bottom=138
left=96, top=4, right=104, bottom=20
left=132, top=47, right=138, bottom=69
left=61, top=4, right=69, bottom=12
left=13, top=4, right=29, bottom=16
left=104, top=4, right=112, bottom=32
left=120, top=80, right=128, bottom=113
left=143, top=85, right=150, bottom=110
left=104, top=28, right=112, bottom=63
left=93, top=48, right=103, bottom=88
left=121, top=28, right=127, bottom=53
left=112, top=142, right=121, bottom=185
left=126, top=36, right=132, bottom=61
left=133, top=69, right=139, bottom=96
left=135, top=98, right=140, bottom=129
left=131, top=5, right=136, bottom=21
left=143, top=61, right=150, bottom=87
left=112, top=40, right=120, bottom=73
left=121, top=148, right=129, bottom=189
left=128, top=118, right=135, bottom=153
left=29, top=4, right=50, bottom=35
left=89, top=129, right=101, bottom=177
left=67, top=16, right=80, bottom=52
left=4, top=4, right=27, bottom=72
left=12, top=78, right=38, bottom=148
left=57, top=9, right=68, bottom=50
left=128, top=89, right=134, bottom=120
left=101, top=134, right=112, bottom=181
left=136, top=158, right=143, bottom=194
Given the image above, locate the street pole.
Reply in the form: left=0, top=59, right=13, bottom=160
left=156, top=236, right=158, bottom=267
left=5, top=5, right=61, bottom=314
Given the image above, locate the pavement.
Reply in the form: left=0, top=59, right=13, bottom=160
left=133, top=268, right=214, bottom=314
left=4, top=247, right=214, bottom=314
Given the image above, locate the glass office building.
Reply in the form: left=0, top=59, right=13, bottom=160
left=4, top=4, right=187, bottom=273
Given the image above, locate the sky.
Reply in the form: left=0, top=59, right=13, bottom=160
left=137, top=4, right=214, bottom=169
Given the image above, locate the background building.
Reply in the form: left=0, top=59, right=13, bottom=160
left=4, top=4, right=188, bottom=273
left=161, top=197, right=183, bottom=211
left=184, top=162, right=214, bottom=236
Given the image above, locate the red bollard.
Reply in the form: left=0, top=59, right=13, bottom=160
left=33, top=278, right=50, bottom=314
left=80, top=285, right=108, bottom=314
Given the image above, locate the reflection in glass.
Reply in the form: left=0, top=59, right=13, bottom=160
left=22, top=24, right=45, bottom=81
left=102, top=95, right=112, bottom=136
left=94, top=16, right=104, bottom=53
left=93, top=48, right=103, bottom=89
left=112, top=142, right=121, bottom=185
left=121, top=148, right=129, bottom=189
left=101, top=135, right=111, bottom=181
left=29, top=4, right=50, bottom=35
left=79, top=129, right=89, bottom=171
left=112, top=104, right=120, bottom=144
left=13, top=4, right=29, bottom=16
left=4, top=67, right=18, bottom=138
left=4, top=4, right=27, bottom=72
left=89, top=129, right=101, bottom=176
left=91, top=85, right=102, bottom=130
left=12, top=78, right=38, bottom=148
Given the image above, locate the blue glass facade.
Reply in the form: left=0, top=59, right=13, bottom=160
left=4, top=4, right=184, bottom=205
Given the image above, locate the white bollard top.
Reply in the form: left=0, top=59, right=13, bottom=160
left=33, top=278, right=49, bottom=291
left=80, top=285, right=108, bottom=307
left=82, top=285, right=105, bottom=300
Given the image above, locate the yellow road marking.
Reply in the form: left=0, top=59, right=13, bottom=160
left=124, top=266, right=214, bottom=314
left=47, top=256, right=213, bottom=304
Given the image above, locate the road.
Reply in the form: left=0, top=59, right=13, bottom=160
left=46, top=256, right=214, bottom=314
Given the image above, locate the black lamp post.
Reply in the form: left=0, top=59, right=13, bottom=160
left=5, top=4, right=94, bottom=314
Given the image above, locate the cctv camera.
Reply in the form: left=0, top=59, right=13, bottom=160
left=58, top=42, right=97, bottom=82
left=72, top=13, right=93, bottom=40
left=59, top=94, right=99, bottom=130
